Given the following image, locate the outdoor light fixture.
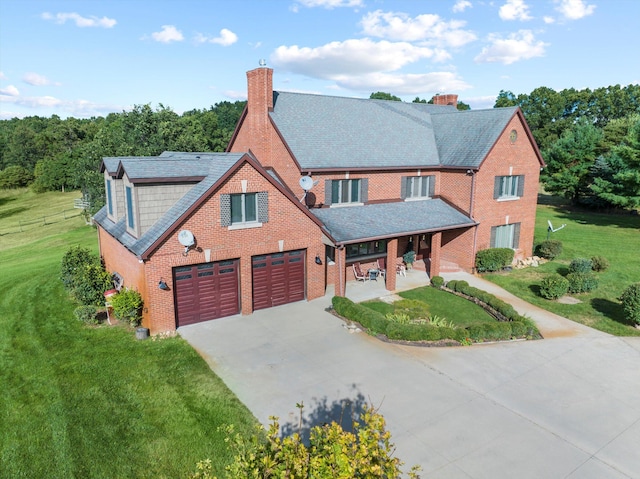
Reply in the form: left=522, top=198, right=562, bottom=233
left=158, top=280, right=169, bottom=290
left=315, top=255, right=323, bottom=265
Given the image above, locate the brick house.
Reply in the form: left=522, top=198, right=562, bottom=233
left=94, top=66, right=544, bottom=333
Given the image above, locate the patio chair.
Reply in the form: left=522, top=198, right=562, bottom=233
left=353, top=262, right=368, bottom=282
left=396, top=262, right=407, bottom=277
left=376, top=258, right=386, bottom=278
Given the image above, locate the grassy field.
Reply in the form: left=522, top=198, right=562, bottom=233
left=485, top=196, right=640, bottom=336
left=0, top=189, right=257, bottom=478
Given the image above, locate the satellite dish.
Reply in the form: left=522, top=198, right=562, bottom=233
left=299, top=176, right=314, bottom=191
left=178, top=230, right=195, bottom=247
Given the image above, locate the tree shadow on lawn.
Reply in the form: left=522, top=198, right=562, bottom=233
left=546, top=204, right=640, bottom=230
left=0, top=206, right=27, bottom=220
left=280, top=386, right=367, bottom=444
left=0, top=195, right=17, bottom=207
left=591, top=297, right=636, bottom=327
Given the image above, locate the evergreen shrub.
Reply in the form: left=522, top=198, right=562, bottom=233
left=537, top=240, right=563, bottom=259
left=430, top=276, right=444, bottom=288
left=539, top=274, right=569, bottom=300
left=567, top=272, right=599, bottom=293
left=475, top=248, right=514, bottom=272
left=591, top=256, right=610, bottom=272
left=619, top=283, right=640, bottom=326
left=569, top=257, right=593, bottom=273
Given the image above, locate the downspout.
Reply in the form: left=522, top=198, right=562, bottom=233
left=468, top=169, right=478, bottom=272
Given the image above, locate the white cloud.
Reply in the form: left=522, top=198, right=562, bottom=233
left=499, top=0, right=532, bottom=21
left=0, top=92, right=125, bottom=118
left=554, top=0, right=596, bottom=20
left=332, top=71, right=471, bottom=94
left=543, top=16, right=556, bottom=24
left=196, top=28, right=238, bottom=46
left=41, top=12, right=116, bottom=28
left=271, top=38, right=438, bottom=78
left=474, top=30, right=547, bottom=64
left=0, top=85, right=20, bottom=96
left=294, top=0, right=363, bottom=9
left=151, top=25, right=184, bottom=43
left=361, top=10, right=476, bottom=47
left=453, top=1, right=472, bottom=13
left=23, top=72, right=58, bottom=86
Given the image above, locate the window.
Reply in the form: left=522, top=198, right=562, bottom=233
left=402, top=175, right=435, bottom=200
left=125, top=186, right=135, bottom=229
left=220, top=192, right=268, bottom=228
left=494, top=175, right=524, bottom=200
left=332, top=179, right=360, bottom=204
left=491, top=223, right=520, bottom=249
left=346, top=240, right=386, bottom=260
left=106, top=179, right=113, bottom=216
left=231, top=193, right=257, bottom=224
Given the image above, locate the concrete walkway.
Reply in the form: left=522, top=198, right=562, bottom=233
left=179, top=272, right=640, bottom=478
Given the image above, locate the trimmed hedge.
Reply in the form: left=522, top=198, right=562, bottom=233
left=332, top=286, right=539, bottom=344
left=539, top=274, right=569, bottom=300
left=475, top=248, right=515, bottom=272
left=567, top=272, right=599, bottom=293
left=430, top=276, right=444, bottom=288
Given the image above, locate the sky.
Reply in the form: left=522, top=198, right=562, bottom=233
left=1, top=0, right=639, bottom=120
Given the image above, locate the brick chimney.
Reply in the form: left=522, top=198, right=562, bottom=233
left=432, top=94, right=458, bottom=108
left=245, top=66, right=274, bottom=164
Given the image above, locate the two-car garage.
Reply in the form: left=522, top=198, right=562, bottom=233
left=174, top=250, right=306, bottom=327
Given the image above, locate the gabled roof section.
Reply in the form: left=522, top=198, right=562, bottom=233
left=94, top=151, right=332, bottom=260
left=269, top=92, right=524, bottom=171
left=431, top=106, right=519, bottom=168
left=311, top=199, right=476, bottom=244
left=269, top=92, right=449, bottom=170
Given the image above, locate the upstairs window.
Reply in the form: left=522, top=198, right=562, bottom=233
left=231, top=193, right=257, bottom=224
left=402, top=175, right=435, bottom=200
left=220, top=192, right=268, bottom=229
left=325, top=179, right=368, bottom=206
left=491, top=223, right=521, bottom=249
left=106, top=179, right=113, bottom=216
left=125, top=185, right=135, bottom=230
left=494, top=175, right=524, bottom=200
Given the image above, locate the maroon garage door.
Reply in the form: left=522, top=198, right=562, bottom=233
left=174, top=260, right=239, bottom=327
left=252, top=250, right=305, bottom=310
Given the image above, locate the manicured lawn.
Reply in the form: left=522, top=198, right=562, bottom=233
left=485, top=197, right=640, bottom=336
left=0, top=190, right=257, bottom=478
left=362, top=285, right=495, bottom=328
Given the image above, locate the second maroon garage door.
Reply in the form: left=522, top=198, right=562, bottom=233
left=252, top=250, right=306, bottom=310
left=174, top=260, right=240, bottom=327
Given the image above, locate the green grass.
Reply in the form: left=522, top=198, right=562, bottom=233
left=0, top=190, right=257, bottom=478
left=362, top=286, right=495, bottom=328
left=485, top=197, right=640, bottom=336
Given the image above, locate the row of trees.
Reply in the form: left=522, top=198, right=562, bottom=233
left=1, top=84, right=639, bottom=211
left=0, top=101, right=245, bottom=212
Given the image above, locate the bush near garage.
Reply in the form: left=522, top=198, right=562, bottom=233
left=60, top=245, right=114, bottom=306
left=109, top=288, right=144, bottom=326
left=475, top=248, right=515, bottom=272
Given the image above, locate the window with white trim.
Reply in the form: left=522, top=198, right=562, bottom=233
left=402, top=175, right=435, bottom=200
left=491, top=223, right=521, bottom=249
left=231, top=193, right=257, bottom=224
left=125, top=185, right=135, bottom=230
left=494, top=175, right=524, bottom=200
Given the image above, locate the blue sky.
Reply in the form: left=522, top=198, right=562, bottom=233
left=1, top=0, right=638, bottom=119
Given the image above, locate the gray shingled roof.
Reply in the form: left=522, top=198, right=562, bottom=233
left=94, top=153, right=245, bottom=258
left=102, top=152, right=236, bottom=180
left=269, top=91, right=518, bottom=171
left=311, top=199, right=475, bottom=244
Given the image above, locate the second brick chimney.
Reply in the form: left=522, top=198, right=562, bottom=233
left=431, top=94, right=458, bottom=108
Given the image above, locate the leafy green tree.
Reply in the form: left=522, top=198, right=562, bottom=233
left=370, top=92, right=402, bottom=101
left=0, top=165, right=33, bottom=188
left=494, top=90, right=519, bottom=108
left=542, top=120, right=603, bottom=204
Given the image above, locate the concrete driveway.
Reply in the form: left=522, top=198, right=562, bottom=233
left=179, top=274, right=640, bottom=478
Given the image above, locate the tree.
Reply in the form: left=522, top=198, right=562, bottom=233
left=494, top=90, right=519, bottom=108
left=589, top=114, right=640, bottom=209
left=0, top=165, right=33, bottom=188
left=370, top=92, right=402, bottom=101
left=541, top=120, right=603, bottom=204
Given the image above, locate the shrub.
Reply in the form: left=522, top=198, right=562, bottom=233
left=0, top=165, right=33, bottom=189
left=61, top=246, right=113, bottom=305
left=475, top=248, right=514, bottom=272
left=569, top=257, right=593, bottom=273
left=385, top=312, right=411, bottom=324
left=194, top=404, right=420, bottom=479
left=539, top=274, right=569, bottom=300
left=619, top=283, right=640, bottom=326
left=61, top=246, right=96, bottom=289
left=567, top=272, right=599, bottom=293
left=430, top=275, right=444, bottom=288
left=74, top=305, right=98, bottom=325
left=109, top=288, right=143, bottom=326
left=537, top=240, right=563, bottom=260
left=591, top=255, right=610, bottom=272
